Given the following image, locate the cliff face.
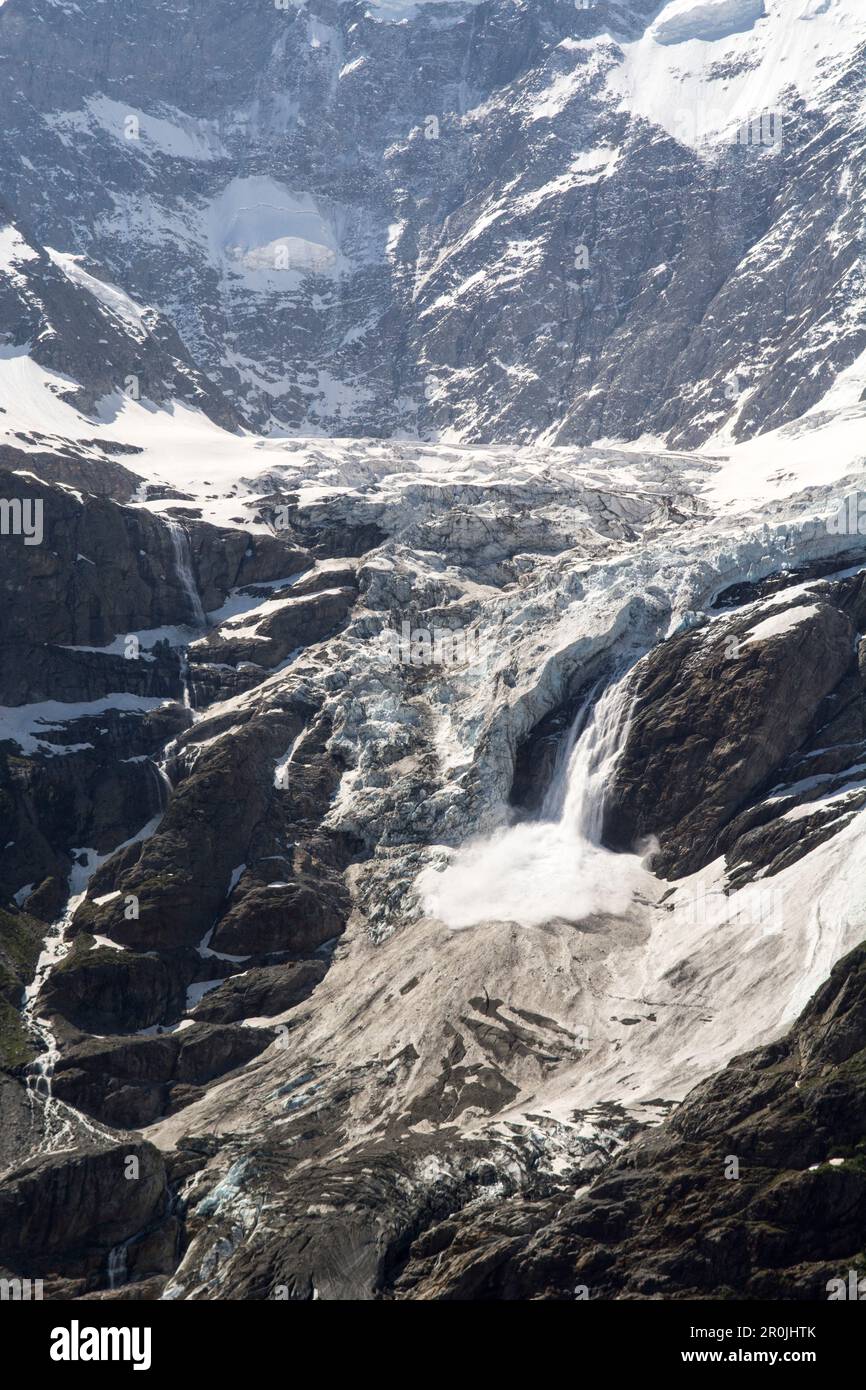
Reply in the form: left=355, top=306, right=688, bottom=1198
left=1, top=0, right=864, bottom=441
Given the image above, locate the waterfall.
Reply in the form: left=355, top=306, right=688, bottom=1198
left=418, top=670, right=648, bottom=930
left=23, top=887, right=87, bottom=1123
left=107, top=1239, right=131, bottom=1292
left=22, top=854, right=117, bottom=1152
left=538, top=682, right=599, bottom=823
left=166, top=518, right=206, bottom=628
left=558, top=675, right=636, bottom=843
left=165, top=517, right=207, bottom=711
left=149, top=757, right=173, bottom=810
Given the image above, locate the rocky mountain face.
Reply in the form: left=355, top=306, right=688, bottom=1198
left=0, top=0, right=864, bottom=442
left=0, top=208, right=240, bottom=432
left=2, top=431, right=866, bottom=1299
left=2, top=0, right=866, bottom=1305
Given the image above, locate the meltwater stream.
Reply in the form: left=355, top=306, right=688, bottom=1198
left=420, top=672, right=652, bottom=930
left=166, top=518, right=207, bottom=629
left=165, top=517, right=207, bottom=709
left=22, top=853, right=118, bottom=1151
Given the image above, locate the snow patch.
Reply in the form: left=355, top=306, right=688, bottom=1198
left=742, top=603, right=821, bottom=646
left=207, top=178, right=345, bottom=287
left=652, top=0, right=766, bottom=46
left=0, top=695, right=171, bottom=756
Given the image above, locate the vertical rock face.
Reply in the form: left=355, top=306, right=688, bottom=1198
left=0, top=1083, right=178, bottom=1292
left=0, top=211, right=241, bottom=428
left=602, top=597, right=857, bottom=875
left=0, top=0, right=863, bottom=442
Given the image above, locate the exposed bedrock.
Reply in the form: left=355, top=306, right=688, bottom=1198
left=0, top=206, right=242, bottom=432
left=50, top=1023, right=276, bottom=1129
left=0, top=466, right=309, bottom=652
left=38, top=933, right=327, bottom=1047
left=603, top=583, right=862, bottom=877
left=0, top=903, right=43, bottom=1068
left=0, top=1089, right=175, bottom=1296
left=190, top=582, right=357, bottom=672
left=52, top=705, right=352, bottom=1035
left=70, top=711, right=310, bottom=952
left=188, top=960, right=327, bottom=1025
left=38, top=942, right=191, bottom=1035
left=0, top=640, right=183, bottom=706
left=0, top=702, right=189, bottom=914
left=208, top=862, right=348, bottom=957
left=0, top=442, right=146, bottom=504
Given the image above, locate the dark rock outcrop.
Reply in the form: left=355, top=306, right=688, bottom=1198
left=0, top=703, right=188, bottom=912
left=604, top=597, right=856, bottom=876
left=39, top=940, right=190, bottom=1035
left=0, top=466, right=309, bottom=656
left=0, top=208, right=242, bottom=430
left=70, top=710, right=308, bottom=952
left=190, top=584, right=357, bottom=672
left=0, top=1131, right=172, bottom=1293
left=190, top=960, right=326, bottom=1025
left=209, top=865, right=348, bottom=958
left=51, top=1023, right=275, bottom=1128
left=0, top=904, right=43, bottom=1067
